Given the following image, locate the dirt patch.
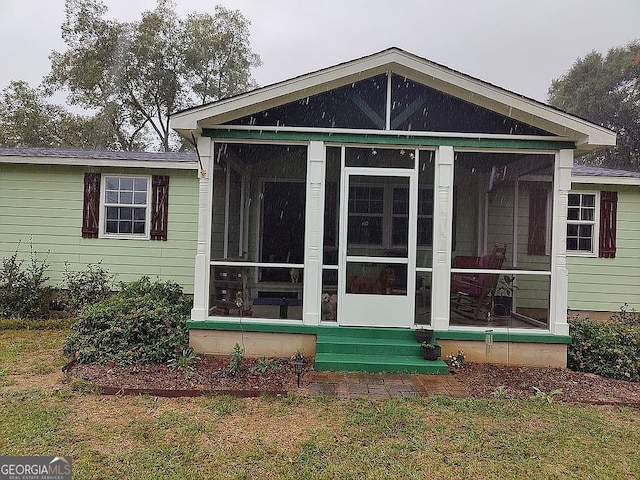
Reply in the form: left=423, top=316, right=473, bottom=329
left=2, top=372, right=64, bottom=392
left=66, top=356, right=299, bottom=396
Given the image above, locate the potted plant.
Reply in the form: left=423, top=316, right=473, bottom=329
left=420, top=341, right=441, bottom=361
left=493, top=275, right=518, bottom=317
left=415, top=327, right=433, bottom=344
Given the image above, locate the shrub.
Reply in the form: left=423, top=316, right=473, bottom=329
left=63, top=277, right=191, bottom=365
left=0, top=241, right=52, bottom=320
left=251, top=357, right=278, bottom=374
left=168, top=347, right=200, bottom=379
left=168, top=347, right=200, bottom=371
left=61, top=262, right=114, bottom=312
left=226, top=343, right=244, bottom=376
left=568, top=314, right=640, bottom=382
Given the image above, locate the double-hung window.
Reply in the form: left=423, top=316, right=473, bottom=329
left=566, top=192, right=598, bottom=255
left=101, top=176, right=150, bottom=238
left=348, top=185, right=384, bottom=245
left=347, top=184, right=433, bottom=248
left=391, top=187, right=433, bottom=247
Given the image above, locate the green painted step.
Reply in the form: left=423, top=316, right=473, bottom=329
left=314, top=353, right=448, bottom=374
left=317, top=326, right=420, bottom=341
left=316, top=337, right=423, bottom=356
left=314, top=328, right=447, bottom=374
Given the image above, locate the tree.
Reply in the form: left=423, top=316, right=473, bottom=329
left=547, top=41, right=640, bottom=171
left=0, top=80, right=122, bottom=149
left=44, top=0, right=261, bottom=151
left=182, top=7, right=260, bottom=103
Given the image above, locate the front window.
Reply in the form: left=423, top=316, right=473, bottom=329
left=102, top=176, right=150, bottom=237
left=567, top=192, right=598, bottom=254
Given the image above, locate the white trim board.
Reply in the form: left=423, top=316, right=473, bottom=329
left=0, top=155, right=198, bottom=170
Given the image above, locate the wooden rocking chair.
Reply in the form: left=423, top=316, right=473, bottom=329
left=450, top=244, right=507, bottom=321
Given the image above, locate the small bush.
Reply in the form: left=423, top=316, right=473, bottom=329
left=168, top=347, right=200, bottom=371
left=226, top=343, right=244, bottom=376
left=251, top=357, right=278, bottom=374
left=61, top=262, right=114, bottom=312
left=168, top=347, right=200, bottom=379
left=568, top=314, right=640, bottom=382
left=530, top=387, right=563, bottom=403
left=0, top=241, right=52, bottom=320
left=63, top=277, right=191, bottom=365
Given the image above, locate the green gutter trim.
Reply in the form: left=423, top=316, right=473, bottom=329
left=187, top=320, right=571, bottom=344
left=203, top=129, right=575, bottom=150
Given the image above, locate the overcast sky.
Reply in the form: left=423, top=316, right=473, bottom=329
left=0, top=0, right=638, bottom=104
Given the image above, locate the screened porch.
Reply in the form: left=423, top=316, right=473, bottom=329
left=207, top=141, right=555, bottom=330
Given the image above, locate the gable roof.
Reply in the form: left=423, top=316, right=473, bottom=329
left=171, top=47, right=616, bottom=153
left=0, top=147, right=198, bottom=170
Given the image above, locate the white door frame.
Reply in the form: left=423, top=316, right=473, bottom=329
left=337, top=165, right=417, bottom=327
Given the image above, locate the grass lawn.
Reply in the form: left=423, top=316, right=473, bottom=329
left=1, top=328, right=639, bottom=479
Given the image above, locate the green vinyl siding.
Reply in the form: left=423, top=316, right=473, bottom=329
left=568, top=185, right=640, bottom=312
left=0, top=163, right=199, bottom=293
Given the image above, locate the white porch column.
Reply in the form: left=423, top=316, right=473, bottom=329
left=191, top=136, right=213, bottom=321
left=431, top=145, right=455, bottom=330
left=302, top=141, right=325, bottom=325
left=549, top=149, right=573, bottom=335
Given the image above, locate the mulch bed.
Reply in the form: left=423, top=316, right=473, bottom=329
left=65, top=356, right=640, bottom=405
left=65, top=356, right=297, bottom=397
left=456, top=363, right=640, bottom=406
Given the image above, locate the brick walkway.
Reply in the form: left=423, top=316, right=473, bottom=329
left=295, top=371, right=469, bottom=400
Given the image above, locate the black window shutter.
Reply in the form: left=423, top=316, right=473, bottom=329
left=82, top=173, right=101, bottom=238
left=599, top=191, right=617, bottom=258
left=150, top=175, right=169, bottom=241
left=528, top=188, right=547, bottom=255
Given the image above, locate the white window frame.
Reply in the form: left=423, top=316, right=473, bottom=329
left=347, top=182, right=433, bottom=249
left=348, top=183, right=386, bottom=246
left=566, top=190, right=599, bottom=257
left=99, top=174, right=152, bottom=240
left=391, top=185, right=433, bottom=249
